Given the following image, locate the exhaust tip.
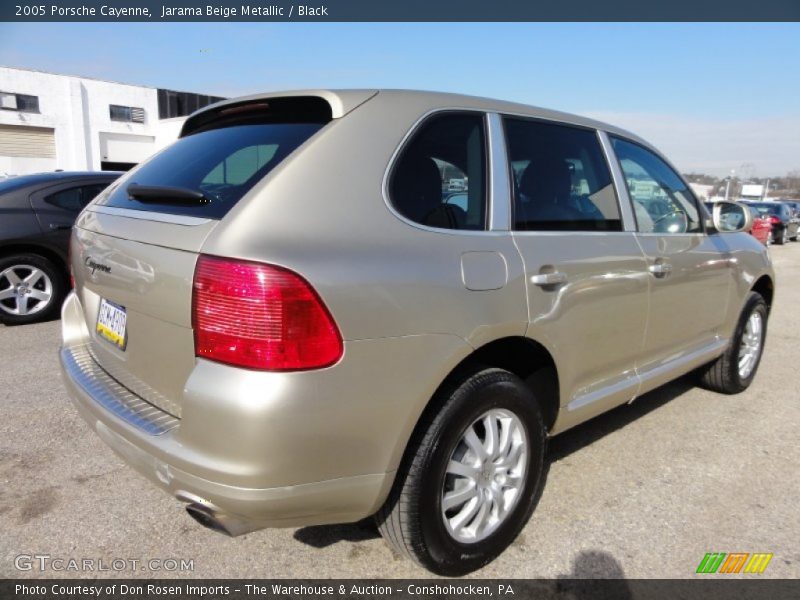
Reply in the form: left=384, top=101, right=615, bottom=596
left=186, top=503, right=234, bottom=536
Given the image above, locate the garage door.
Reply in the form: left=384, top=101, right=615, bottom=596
left=99, top=132, right=155, bottom=164
left=0, top=124, right=56, bottom=158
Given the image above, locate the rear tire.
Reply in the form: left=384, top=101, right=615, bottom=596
left=375, top=367, right=547, bottom=576
left=775, top=228, right=787, bottom=245
left=698, top=292, right=767, bottom=394
left=0, top=254, right=67, bottom=325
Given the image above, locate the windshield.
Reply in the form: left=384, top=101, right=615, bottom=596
left=749, top=204, right=781, bottom=217
left=97, top=122, right=324, bottom=218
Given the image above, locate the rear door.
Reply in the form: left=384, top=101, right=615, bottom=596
left=610, top=137, right=733, bottom=388
left=71, top=100, right=332, bottom=418
left=504, top=117, right=649, bottom=427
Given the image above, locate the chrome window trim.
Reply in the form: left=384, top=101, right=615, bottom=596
left=486, top=112, right=511, bottom=231
left=381, top=107, right=507, bottom=237
left=86, top=205, right=213, bottom=226
left=634, top=232, right=707, bottom=237
left=512, top=230, right=642, bottom=237
left=598, top=130, right=637, bottom=232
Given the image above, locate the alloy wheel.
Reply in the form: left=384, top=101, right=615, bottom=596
left=0, top=265, right=54, bottom=316
left=738, top=311, right=763, bottom=379
left=441, top=408, right=528, bottom=543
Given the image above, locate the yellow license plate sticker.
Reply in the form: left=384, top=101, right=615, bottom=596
left=96, top=298, right=127, bottom=350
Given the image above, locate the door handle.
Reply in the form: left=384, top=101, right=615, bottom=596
left=530, top=271, right=568, bottom=286
left=648, top=262, right=673, bottom=276
left=49, top=223, right=72, bottom=231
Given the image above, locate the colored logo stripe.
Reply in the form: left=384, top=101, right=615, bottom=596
left=744, top=553, right=773, bottom=574
left=697, top=553, right=726, bottom=573
left=719, top=553, right=749, bottom=574
left=697, top=552, right=773, bottom=574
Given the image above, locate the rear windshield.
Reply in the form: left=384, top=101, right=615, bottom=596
left=750, top=203, right=781, bottom=216
left=97, top=122, right=324, bottom=218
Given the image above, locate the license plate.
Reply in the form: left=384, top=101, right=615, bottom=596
left=96, top=298, right=128, bottom=350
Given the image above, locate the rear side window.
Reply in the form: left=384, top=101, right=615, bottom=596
left=97, top=123, right=324, bottom=218
left=751, top=203, right=782, bottom=218
left=504, top=118, right=621, bottom=232
left=44, top=187, right=83, bottom=211
left=44, top=183, right=111, bottom=212
left=389, top=112, right=487, bottom=231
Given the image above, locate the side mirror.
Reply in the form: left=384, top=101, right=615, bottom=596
left=711, top=201, right=753, bottom=233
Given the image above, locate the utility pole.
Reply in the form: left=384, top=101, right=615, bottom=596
left=724, top=169, right=736, bottom=202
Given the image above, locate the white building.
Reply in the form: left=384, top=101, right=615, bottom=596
left=0, top=66, right=224, bottom=177
left=740, top=184, right=765, bottom=200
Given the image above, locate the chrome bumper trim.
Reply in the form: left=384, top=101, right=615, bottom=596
left=61, top=344, right=179, bottom=435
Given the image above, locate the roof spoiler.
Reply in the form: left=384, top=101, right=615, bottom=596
left=180, top=90, right=378, bottom=137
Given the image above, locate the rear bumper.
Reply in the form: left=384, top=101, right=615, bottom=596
left=60, top=342, right=392, bottom=530
left=59, top=291, right=472, bottom=531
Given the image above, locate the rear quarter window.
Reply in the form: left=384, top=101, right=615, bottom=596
left=388, top=112, right=488, bottom=231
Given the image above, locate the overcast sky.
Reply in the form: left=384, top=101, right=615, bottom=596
left=1, top=22, right=798, bottom=177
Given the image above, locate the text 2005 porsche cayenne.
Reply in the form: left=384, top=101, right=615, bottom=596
left=61, top=90, right=773, bottom=575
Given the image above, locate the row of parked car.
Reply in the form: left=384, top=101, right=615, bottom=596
left=706, top=199, right=800, bottom=246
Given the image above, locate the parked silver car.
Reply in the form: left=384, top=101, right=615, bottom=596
left=60, top=90, right=774, bottom=575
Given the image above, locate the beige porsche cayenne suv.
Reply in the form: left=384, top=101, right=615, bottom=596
left=60, top=90, right=774, bottom=575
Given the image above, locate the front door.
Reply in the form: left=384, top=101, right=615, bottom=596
left=610, top=137, right=733, bottom=390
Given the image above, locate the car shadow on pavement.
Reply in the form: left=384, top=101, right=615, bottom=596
left=294, top=375, right=696, bottom=552
left=549, top=375, right=696, bottom=463
left=556, top=550, right=632, bottom=597
left=293, top=517, right=381, bottom=548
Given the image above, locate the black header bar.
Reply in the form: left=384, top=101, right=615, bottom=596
left=3, top=0, right=800, bottom=22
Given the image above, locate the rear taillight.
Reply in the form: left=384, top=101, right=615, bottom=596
left=192, top=255, right=343, bottom=371
left=770, top=216, right=781, bottom=224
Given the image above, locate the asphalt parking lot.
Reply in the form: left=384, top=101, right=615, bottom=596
left=1, top=243, right=799, bottom=580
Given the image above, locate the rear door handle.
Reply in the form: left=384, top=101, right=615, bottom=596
left=49, top=223, right=72, bottom=230
left=530, top=271, right=568, bottom=286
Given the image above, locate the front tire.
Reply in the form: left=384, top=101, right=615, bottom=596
left=698, top=292, right=768, bottom=394
left=0, top=254, right=67, bottom=325
left=375, top=367, right=547, bottom=575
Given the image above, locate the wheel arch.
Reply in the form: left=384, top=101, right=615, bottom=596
left=377, top=334, right=560, bottom=515
left=0, top=242, right=69, bottom=278
left=751, top=274, right=774, bottom=313
left=403, top=335, right=561, bottom=460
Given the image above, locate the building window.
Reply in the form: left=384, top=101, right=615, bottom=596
left=109, top=104, right=145, bottom=123
left=0, top=92, right=40, bottom=113
left=157, top=88, right=226, bottom=119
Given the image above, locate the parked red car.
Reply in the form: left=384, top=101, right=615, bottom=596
left=749, top=207, right=773, bottom=245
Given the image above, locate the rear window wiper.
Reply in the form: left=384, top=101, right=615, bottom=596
left=126, top=184, right=210, bottom=205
